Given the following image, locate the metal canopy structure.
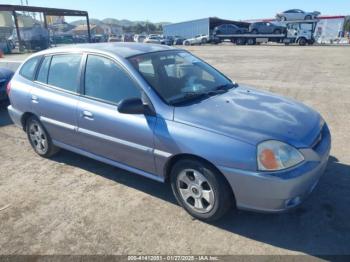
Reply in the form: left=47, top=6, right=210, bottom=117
left=0, top=4, right=91, bottom=53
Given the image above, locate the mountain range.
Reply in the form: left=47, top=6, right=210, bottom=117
left=70, top=18, right=171, bottom=27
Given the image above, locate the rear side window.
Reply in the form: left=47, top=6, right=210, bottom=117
left=19, top=57, right=40, bottom=80
left=84, top=55, right=141, bottom=104
left=48, top=54, right=82, bottom=92
left=36, top=56, right=51, bottom=84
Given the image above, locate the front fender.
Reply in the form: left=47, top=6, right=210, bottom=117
left=153, top=118, right=257, bottom=177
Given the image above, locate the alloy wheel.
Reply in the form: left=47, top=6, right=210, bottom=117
left=29, top=121, right=48, bottom=154
left=177, top=169, right=215, bottom=213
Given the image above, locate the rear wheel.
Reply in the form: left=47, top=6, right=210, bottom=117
left=236, top=38, right=246, bottom=45
left=305, top=15, right=312, bottom=20
left=170, top=159, right=233, bottom=221
left=201, top=38, right=207, bottom=44
left=298, top=37, right=307, bottom=46
left=184, top=41, right=190, bottom=46
left=247, top=38, right=256, bottom=45
left=280, top=16, right=287, bottom=21
left=26, top=116, right=59, bottom=157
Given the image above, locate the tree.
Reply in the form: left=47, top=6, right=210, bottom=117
left=344, top=19, right=350, bottom=33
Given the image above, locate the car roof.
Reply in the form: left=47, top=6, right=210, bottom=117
left=34, top=43, right=177, bottom=59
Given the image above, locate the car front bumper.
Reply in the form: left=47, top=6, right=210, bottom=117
left=218, top=125, right=331, bottom=213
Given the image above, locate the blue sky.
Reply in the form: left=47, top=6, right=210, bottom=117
left=3, top=0, right=350, bottom=22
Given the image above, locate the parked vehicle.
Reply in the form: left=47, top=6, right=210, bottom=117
left=284, top=21, right=317, bottom=45
left=249, top=22, right=286, bottom=34
left=91, top=34, right=106, bottom=43
left=214, top=20, right=317, bottom=46
left=7, top=43, right=331, bottom=221
left=144, top=35, right=165, bottom=44
left=134, top=34, right=147, bottom=43
left=0, top=68, right=14, bottom=101
left=173, top=36, right=186, bottom=45
left=213, top=24, right=248, bottom=36
left=122, top=33, right=134, bottom=42
left=108, top=34, right=122, bottom=42
left=276, top=9, right=320, bottom=21
left=183, top=34, right=209, bottom=45
left=164, top=36, right=175, bottom=46
left=12, top=23, right=49, bottom=51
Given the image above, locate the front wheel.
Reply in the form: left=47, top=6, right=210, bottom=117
left=26, top=116, right=59, bottom=157
left=170, top=159, right=233, bottom=221
left=298, top=37, right=307, bottom=46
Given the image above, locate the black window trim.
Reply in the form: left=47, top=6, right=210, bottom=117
left=81, top=52, right=148, bottom=108
left=33, top=52, right=85, bottom=96
left=34, top=54, right=52, bottom=84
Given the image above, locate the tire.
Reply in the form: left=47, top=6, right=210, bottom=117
left=280, top=16, right=286, bottom=21
left=305, top=15, right=312, bottom=20
left=298, top=37, right=307, bottom=46
left=274, top=29, right=281, bottom=34
left=236, top=38, right=246, bottom=45
left=26, top=116, right=59, bottom=158
left=170, top=159, right=233, bottom=221
left=247, top=38, right=256, bottom=45
left=201, top=38, right=207, bottom=44
left=184, top=41, right=190, bottom=46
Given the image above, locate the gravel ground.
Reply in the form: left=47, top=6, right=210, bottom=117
left=0, top=45, right=349, bottom=257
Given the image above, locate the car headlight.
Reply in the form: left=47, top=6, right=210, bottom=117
left=257, top=140, right=304, bottom=171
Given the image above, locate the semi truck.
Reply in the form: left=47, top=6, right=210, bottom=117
left=213, top=19, right=318, bottom=46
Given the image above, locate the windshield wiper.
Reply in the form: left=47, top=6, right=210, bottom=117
left=168, top=92, right=209, bottom=105
left=168, top=88, right=229, bottom=105
left=214, top=82, right=238, bottom=91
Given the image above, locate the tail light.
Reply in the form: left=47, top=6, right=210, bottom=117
left=6, top=81, right=11, bottom=96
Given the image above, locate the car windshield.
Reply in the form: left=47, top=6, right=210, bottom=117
left=128, top=51, right=235, bottom=105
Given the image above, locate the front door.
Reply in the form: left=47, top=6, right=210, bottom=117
left=77, top=54, right=156, bottom=174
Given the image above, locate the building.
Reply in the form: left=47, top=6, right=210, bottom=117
left=72, top=24, right=103, bottom=36
left=101, top=23, right=123, bottom=36
left=163, top=17, right=249, bottom=38
left=314, top=16, right=349, bottom=43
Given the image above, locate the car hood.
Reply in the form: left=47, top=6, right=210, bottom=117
left=173, top=85, right=322, bottom=148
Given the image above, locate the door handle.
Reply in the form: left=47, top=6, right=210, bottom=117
left=82, top=110, right=94, bottom=120
left=31, top=95, right=38, bottom=103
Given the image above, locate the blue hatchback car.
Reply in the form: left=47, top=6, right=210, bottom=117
left=7, top=43, right=331, bottom=221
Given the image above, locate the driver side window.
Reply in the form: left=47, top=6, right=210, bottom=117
left=84, top=55, right=141, bottom=104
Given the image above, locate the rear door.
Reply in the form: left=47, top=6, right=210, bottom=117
left=31, top=53, right=82, bottom=147
left=77, top=54, right=156, bottom=174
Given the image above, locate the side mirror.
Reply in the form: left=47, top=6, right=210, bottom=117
left=118, top=98, right=154, bottom=115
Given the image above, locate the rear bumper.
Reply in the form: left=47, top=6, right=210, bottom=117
left=7, top=105, right=23, bottom=128
left=219, top=126, right=331, bottom=213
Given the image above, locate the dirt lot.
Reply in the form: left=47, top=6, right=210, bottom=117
left=0, top=45, right=350, bottom=256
